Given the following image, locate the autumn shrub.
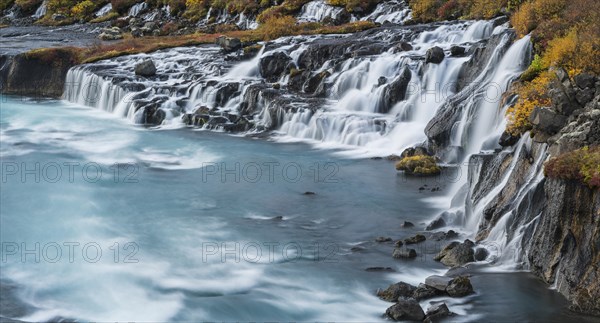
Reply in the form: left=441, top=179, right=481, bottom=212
left=14, top=0, right=42, bottom=14
left=545, top=146, right=600, bottom=188
left=395, top=155, right=441, bottom=176
left=47, top=0, right=79, bottom=14
left=505, top=70, right=551, bottom=135
left=327, top=0, right=379, bottom=12
left=71, top=0, right=97, bottom=19
left=258, top=15, right=298, bottom=39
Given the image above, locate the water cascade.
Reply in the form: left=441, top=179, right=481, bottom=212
left=31, top=0, right=47, bottom=19
left=95, top=3, right=113, bottom=17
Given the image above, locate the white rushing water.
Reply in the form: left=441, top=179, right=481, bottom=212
left=95, top=3, right=113, bottom=17
left=297, top=0, right=345, bottom=23
left=360, top=0, right=411, bottom=24
left=31, top=0, right=47, bottom=19
left=128, top=2, right=148, bottom=17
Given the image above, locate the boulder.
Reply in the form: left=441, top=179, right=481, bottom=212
left=377, top=76, right=387, bottom=86
left=52, top=13, right=66, bottom=21
left=426, top=46, right=445, bottom=64
left=215, top=36, right=242, bottom=53
left=413, top=283, right=443, bottom=300
left=574, top=73, right=596, bottom=89
left=499, top=130, right=520, bottom=147
left=425, top=217, right=446, bottom=230
left=376, top=236, right=392, bottom=243
left=259, top=52, right=292, bottom=81
left=99, top=27, right=123, bottom=40
left=385, top=297, right=425, bottom=321
left=400, top=146, right=429, bottom=159
left=446, top=276, right=474, bottom=297
left=400, top=221, right=415, bottom=228
left=134, top=59, right=157, bottom=77
left=404, top=234, right=426, bottom=244
left=393, top=41, right=413, bottom=52
left=529, top=107, right=568, bottom=134
left=450, top=46, right=466, bottom=57
left=474, top=247, right=489, bottom=261
left=424, top=275, right=453, bottom=291
left=424, top=303, right=453, bottom=322
left=393, top=248, right=417, bottom=259
left=434, top=240, right=475, bottom=267
left=377, top=282, right=417, bottom=302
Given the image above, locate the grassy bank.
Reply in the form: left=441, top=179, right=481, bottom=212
left=23, top=20, right=375, bottom=64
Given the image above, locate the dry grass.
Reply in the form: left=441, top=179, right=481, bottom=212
left=32, top=20, right=375, bottom=64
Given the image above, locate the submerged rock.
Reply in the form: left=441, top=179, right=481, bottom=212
left=404, top=234, right=426, bottom=245
left=385, top=297, right=425, bottom=321
left=425, top=216, right=446, bottom=230
left=413, top=283, right=444, bottom=300
left=393, top=248, right=417, bottom=259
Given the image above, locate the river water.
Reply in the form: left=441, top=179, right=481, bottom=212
left=0, top=97, right=593, bottom=322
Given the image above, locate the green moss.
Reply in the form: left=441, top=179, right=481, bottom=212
left=395, top=155, right=441, bottom=176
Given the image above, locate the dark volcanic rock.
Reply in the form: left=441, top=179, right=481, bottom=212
left=259, top=52, right=292, bottom=82
left=474, top=247, right=489, bottom=261
left=434, top=240, right=475, bottom=267
left=400, top=221, right=415, bottom=228
left=393, top=248, right=417, bottom=259
left=425, top=302, right=452, bottom=322
left=424, top=275, right=453, bottom=291
left=425, top=217, right=446, bottom=230
left=134, top=59, right=156, bottom=77
left=377, top=282, right=417, bottom=302
left=404, top=234, right=426, bottom=245
left=215, top=36, right=241, bottom=52
left=529, top=107, right=567, bottom=134
left=446, top=276, right=474, bottom=297
left=413, top=283, right=443, bottom=300
left=380, top=67, right=412, bottom=113
left=425, top=46, right=445, bottom=64
left=450, top=45, right=466, bottom=57
left=385, top=297, right=425, bottom=321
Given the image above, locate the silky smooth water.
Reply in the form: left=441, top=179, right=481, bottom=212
left=0, top=97, right=592, bottom=322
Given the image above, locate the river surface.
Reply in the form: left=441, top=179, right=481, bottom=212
left=1, top=96, right=595, bottom=322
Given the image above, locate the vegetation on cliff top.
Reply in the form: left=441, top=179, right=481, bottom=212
left=545, top=146, right=600, bottom=188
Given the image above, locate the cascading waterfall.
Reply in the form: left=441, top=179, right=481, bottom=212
left=297, top=0, right=345, bottom=23
left=95, top=3, right=113, bottom=17
left=32, top=0, right=47, bottom=19
left=360, top=0, right=411, bottom=24
left=61, top=16, right=541, bottom=269
left=128, top=2, right=148, bottom=17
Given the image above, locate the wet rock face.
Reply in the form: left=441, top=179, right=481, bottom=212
left=259, top=52, right=292, bottom=82
left=0, top=50, right=76, bottom=97
left=379, top=66, right=411, bottom=113
left=528, top=179, right=600, bottom=316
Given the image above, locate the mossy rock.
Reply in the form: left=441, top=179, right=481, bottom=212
left=395, top=155, right=441, bottom=176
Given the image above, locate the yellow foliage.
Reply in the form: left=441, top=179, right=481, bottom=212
left=506, top=70, right=552, bottom=135
left=543, top=28, right=600, bottom=74
left=258, top=15, right=298, bottom=40
left=395, top=155, right=441, bottom=175
left=71, top=0, right=96, bottom=18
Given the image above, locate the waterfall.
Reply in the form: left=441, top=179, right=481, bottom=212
left=360, top=0, right=411, bottom=24
left=95, top=3, right=113, bottom=17
left=128, top=2, right=148, bottom=17
left=32, top=0, right=47, bottom=19
left=297, top=0, right=345, bottom=23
